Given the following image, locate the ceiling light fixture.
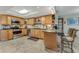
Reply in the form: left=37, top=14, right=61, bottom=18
left=18, top=9, right=29, bottom=14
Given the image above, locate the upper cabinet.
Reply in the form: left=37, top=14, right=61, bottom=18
left=27, top=18, right=35, bottom=25
left=19, top=18, right=25, bottom=25
left=44, top=15, right=53, bottom=25
left=26, top=15, right=54, bottom=25
left=37, top=15, right=53, bottom=25
left=0, top=15, right=7, bottom=25
left=0, top=15, right=25, bottom=25
left=7, top=16, right=12, bottom=25
left=11, top=16, right=25, bottom=25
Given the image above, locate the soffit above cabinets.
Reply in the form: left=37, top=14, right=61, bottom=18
left=0, top=6, right=55, bottom=18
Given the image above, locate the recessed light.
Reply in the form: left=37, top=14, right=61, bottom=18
left=18, top=9, right=29, bottom=14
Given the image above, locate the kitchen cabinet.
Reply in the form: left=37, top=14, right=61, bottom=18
left=40, top=16, right=46, bottom=25
left=8, top=30, right=13, bottom=40
left=0, top=15, right=7, bottom=25
left=38, top=15, right=53, bottom=25
left=19, top=18, right=25, bottom=25
left=0, top=30, right=8, bottom=41
left=44, top=15, right=53, bottom=25
left=21, top=29, right=27, bottom=36
left=39, top=30, right=44, bottom=39
left=27, top=18, right=35, bottom=25
left=7, top=16, right=12, bottom=25
left=30, top=29, right=35, bottom=37
left=43, top=31, right=57, bottom=50
left=0, top=30, right=13, bottom=41
left=11, top=17, right=25, bottom=25
left=30, top=29, right=44, bottom=39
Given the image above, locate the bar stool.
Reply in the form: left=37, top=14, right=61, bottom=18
left=61, top=29, right=77, bottom=53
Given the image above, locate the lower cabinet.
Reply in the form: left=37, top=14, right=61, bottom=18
left=8, top=30, right=13, bottom=40
left=43, top=31, right=57, bottom=50
left=0, top=30, right=13, bottom=41
left=30, top=29, right=44, bottom=39
left=21, top=29, right=27, bottom=36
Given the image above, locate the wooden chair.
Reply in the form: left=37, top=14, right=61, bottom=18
left=64, top=28, right=74, bottom=37
left=61, top=29, right=77, bottom=53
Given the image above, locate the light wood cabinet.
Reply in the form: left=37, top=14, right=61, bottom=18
left=8, top=30, right=13, bottom=40
left=19, top=18, right=25, bottom=25
left=0, top=30, right=13, bottom=41
left=44, top=15, right=52, bottom=25
left=27, top=18, right=35, bottom=25
left=0, top=15, right=7, bottom=25
left=39, top=30, right=44, bottom=39
left=37, top=15, right=53, bottom=25
left=0, top=30, right=8, bottom=41
left=40, top=16, right=46, bottom=25
left=30, top=29, right=44, bottom=39
left=7, top=16, right=12, bottom=25
left=30, top=29, right=35, bottom=37
left=43, top=32, right=57, bottom=50
left=21, top=29, right=27, bottom=36
left=26, top=15, right=53, bottom=25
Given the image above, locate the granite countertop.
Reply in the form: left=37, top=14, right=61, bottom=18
left=43, top=29, right=56, bottom=32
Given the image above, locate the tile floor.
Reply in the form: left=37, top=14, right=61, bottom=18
left=0, top=36, right=58, bottom=53
left=0, top=35, right=79, bottom=53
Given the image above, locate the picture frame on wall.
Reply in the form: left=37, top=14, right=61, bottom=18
left=67, top=17, right=79, bottom=26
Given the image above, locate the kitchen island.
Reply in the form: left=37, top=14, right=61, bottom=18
left=43, top=30, right=57, bottom=50
left=28, top=27, right=58, bottom=50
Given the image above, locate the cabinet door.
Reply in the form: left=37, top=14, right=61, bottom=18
left=45, top=16, right=52, bottom=25
left=35, top=29, right=39, bottom=38
left=7, top=16, right=12, bottom=25
left=40, top=30, right=44, bottom=39
left=31, top=29, right=35, bottom=37
left=8, top=30, right=13, bottom=40
left=44, top=32, right=57, bottom=50
left=20, top=19, right=25, bottom=25
left=0, top=30, right=8, bottom=41
left=40, top=17, right=46, bottom=25
left=27, top=19, right=34, bottom=25
left=21, top=29, right=27, bottom=36
left=0, top=15, right=7, bottom=25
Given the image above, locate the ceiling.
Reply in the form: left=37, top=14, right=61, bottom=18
left=0, top=6, right=79, bottom=18
left=0, top=6, right=55, bottom=18
left=55, top=6, right=79, bottom=17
